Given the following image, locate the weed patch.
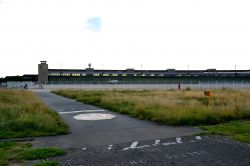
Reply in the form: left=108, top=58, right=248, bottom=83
left=0, top=141, right=65, bottom=166
left=18, top=148, right=65, bottom=160
left=54, top=89, right=250, bottom=126
left=0, top=89, right=69, bottom=138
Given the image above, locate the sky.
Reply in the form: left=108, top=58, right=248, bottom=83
left=0, top=0, right=250, bottom=77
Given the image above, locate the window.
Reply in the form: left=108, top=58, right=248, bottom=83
left=61, top=73, right=70, bottom=76
left=49, top=73, right=60, bottom=76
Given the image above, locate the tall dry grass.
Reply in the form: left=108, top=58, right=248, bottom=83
left=0, top=89, right=68, bottom=138
left=55, top=89, right=250, bottom=125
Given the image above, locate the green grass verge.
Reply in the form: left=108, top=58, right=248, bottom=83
left=0, top=141, right=29, bottom=166
left=33, top=161, right=60, bottom=166
left=54, top=89, right=250, bottom=125
left=18, top=148, right=65, bottom=160
left=200, top=120, right=250, bottom=143
left=0, top=141, right=64, bottom=166
left=0, top=89, right=69, bottom=138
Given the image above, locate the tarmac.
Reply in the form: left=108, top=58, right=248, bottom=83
left=33, top=92, right=250, bottom=166
left=33, top=92, right=201, bottom=148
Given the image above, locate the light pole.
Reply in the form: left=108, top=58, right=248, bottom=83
left=235, top=65, right=237, bottom=79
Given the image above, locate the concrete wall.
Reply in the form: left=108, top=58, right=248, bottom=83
left=7, top=81, right=34, bottom=88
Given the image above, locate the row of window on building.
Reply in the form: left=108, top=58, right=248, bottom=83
left=48, top=73, right=169, bottom=77
left=48, top=72, right=250, bottom=77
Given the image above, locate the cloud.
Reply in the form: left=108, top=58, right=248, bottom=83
left=86, top=17, right=102, bottom=32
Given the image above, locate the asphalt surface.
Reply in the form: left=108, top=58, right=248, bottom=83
left=34, top=92, right=201, bottom=148
left=50, top=135, right=250, bottom=166
left=33, top=92, right=250, bottom=166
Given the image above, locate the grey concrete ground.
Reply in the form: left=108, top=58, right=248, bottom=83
left=33, top=92, right=250, bottom=166
left=34, top=92, right=201, bottom=148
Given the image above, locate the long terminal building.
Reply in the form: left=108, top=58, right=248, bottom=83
left=1, top=61, right=250, bottom=85
left=37, top=61, right=250, bottom=84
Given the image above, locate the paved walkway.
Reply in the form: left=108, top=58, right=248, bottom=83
left=33, top=92, right=201, bottom=149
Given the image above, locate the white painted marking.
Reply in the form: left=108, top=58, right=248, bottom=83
left=131, top=142, right=138, bottom=148
left=187, top=152, right=194, bottom=156
left=138, top=145, right=150, bottom=149
left=59, top=110, right=105, bottom=115
left=82, top=147, right=87, bottom=151
left=73, top=113, right=116, bottom=121
left=123, top=141, right=151, bottom=150
left=108, top=145, right=113, bottom=150
left=176, top=137, right=182, bottom=144
left=192, top=152, right=200, bottom=155
left=153, top=139, right=160, bottom=146
left=196, top=136, right=202, bottom=140
left=162, top=142, right=177, bottom=146
left=123, top=142, right=138, bottom=150
left=130, top=161, right=137, bottom=165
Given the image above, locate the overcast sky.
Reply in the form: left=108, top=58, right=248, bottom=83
left=0, top=0, right=250, bottom=77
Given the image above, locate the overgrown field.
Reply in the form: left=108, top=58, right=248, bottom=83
left=0, top=89, right=69, bottom=138
left=54, top=89, right=250, bottom=125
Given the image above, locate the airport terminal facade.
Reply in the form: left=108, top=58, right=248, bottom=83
left=36, top=61, right=250, bottom=85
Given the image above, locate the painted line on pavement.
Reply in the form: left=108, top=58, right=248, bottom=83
left=73, top=113, right=116, bottom=121
left=123, top=142, right=138, bottom=151
left=108, top=145, right=113, bottom=150
left=176, top=137, right=182, bottom=144
left=59, top=110, right=105, bottom=114
left=153, top=140, right=161, bottom=146
left=196, top=136, right=201, bottom=140
left=80, top=136, right=203, bottom=153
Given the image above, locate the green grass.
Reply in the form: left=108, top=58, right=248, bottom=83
left=201, top=120, right=250, bottom=143
left=0, top=141, right=29, bottom=166
left=33, top=161, right=60, bottom=166
left=54, top=89, right=250, bottom=126
left=18, top=148, right=65, bottom=160
left=0, top=141, right=64, bottom=166
left=0, top=89, right=69, bottom=138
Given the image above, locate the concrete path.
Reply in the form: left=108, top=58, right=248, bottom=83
left=33, top=92, right=201, bottom=149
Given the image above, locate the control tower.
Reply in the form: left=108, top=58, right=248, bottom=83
left=38, top=61, right=48, bottom=84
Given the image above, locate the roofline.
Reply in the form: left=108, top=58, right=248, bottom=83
left=48, top=69, right=250, bottom=72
